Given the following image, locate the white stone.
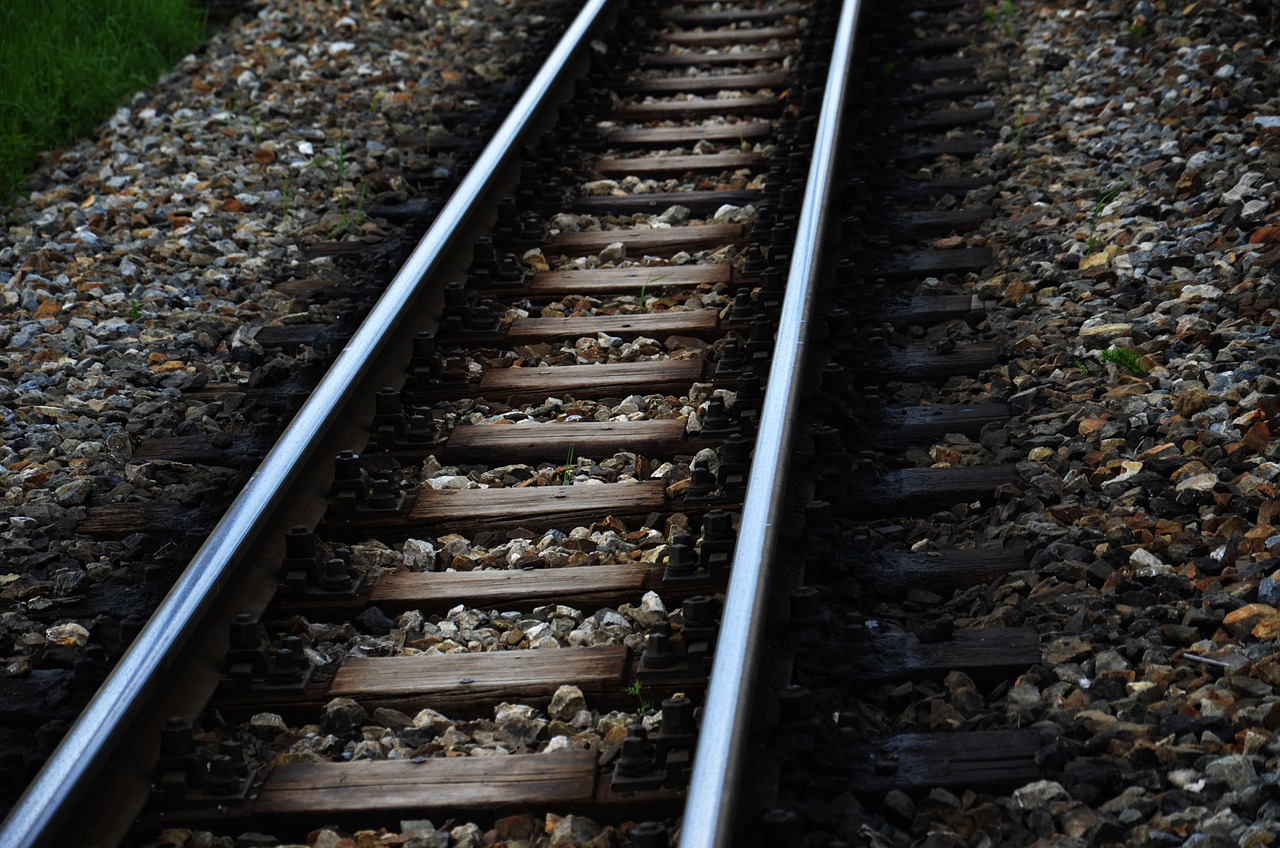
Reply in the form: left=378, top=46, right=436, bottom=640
left=1013, top=780, right=1070, bottom=810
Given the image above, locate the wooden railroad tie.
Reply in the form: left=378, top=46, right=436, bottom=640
left=846, top=626, right=1041, bottom=682
left=889, top=81, right=990, bottom=107
left=897, top=57, right=982, bottom=82
left=150, top=750, right=685, bottom=831
left=871, top=247, right=993, bottom=281
left=214, top=644, right=702, bottom=720
left=660, top=26, right=802, bottom=47
left=897, top=106, right=995, bottom=133
left=598, top=121, right=773, bottom=149
left=867, top=402, right=1012, bottom=450
left=612, top=97, right=783, bottom=122
left=442, top=419, right=714, bottom=464
left=505, top=309, right=721, bottom=343
left=641, top=48, right=792, bottom=69
left=591, top=152, right=768, bottom=180
left=859, top=546, right=1029, bottom=599
left=475, top=358, right=705, bottom=402
left=846, top=730, right=1042, bottom=795
left=844, top=465, right=1020, bottom=518
left=664, top=7, right=807, bottom=27
left=864, top=342, right=1003, bottom=383
left=544, top=223, right=749, bottom=257
left=615, top=71, right=791, bottom=95
left=895, top=139, right=994, bottom=163
left=572, top=189, right=762, bottom=217
left=495, top=264, right=737, bottom=297
left=364, top=562, right=670, bottom=616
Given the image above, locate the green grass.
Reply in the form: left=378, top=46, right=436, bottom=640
left=0, top=0, right=206, bottom=202
left=1086, top=175, right=1139, bottom=255
left=624, top=679, right=653, bottom=714
left=1101, top=346, right=1148, bottom=376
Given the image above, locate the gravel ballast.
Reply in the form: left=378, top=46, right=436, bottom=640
left=789, top=1, right=1280, bottom=845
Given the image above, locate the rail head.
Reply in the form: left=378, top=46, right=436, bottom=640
left=678, top=0, right=864, bottom=844
left=0, top=2, right=620, bottom=846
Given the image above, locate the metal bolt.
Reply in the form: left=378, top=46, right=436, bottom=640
left=701, top=510, right=732, bottom=541
left=629, top=822, right=668, bottom=848
left=496, top=254, right=524, bottom=285
left=319, top=558, right=353, bottom=591
left=333, top=450, right=362, bottom=481
left=367, top=475, right=401, bottom=510
left=412, top=331, right=438, bottom=359
left=729, top=288, right=755, bottom=321
left=443, top=280, right=467, bottom=308
left=641, top=629, right=677, bottom=670
left=722, top=434, right=749, bottom=465
left=686, top=460, right=715, bottom=498
left=716, top=338, right=744, bottom=373
left=160, top=717, right=194, bottom=757
left=664, top=541, right=696, bottom=578
left=702, top=395, right=731, bottom=430
left=736, top=372, right=762, bottom=404
left=614, top=722, right=655, bottom=777
left=203, top=754, right=240, bottom=795
left=660, top=696, right=695, bottom=737
left=220, top=739, right=248, bottom=775
left=760, top=266, right=783, bottom=297
left=472, top=235, right=495, bottom=265
left=229, top=613, right=260, bottom=651
left=268, top=644, right=305, bottom=685
left=407, top=414, right=434, bottom=443
left=682, top=595, right=716, bottom=626
left=375, top=386, right=401, bottom=415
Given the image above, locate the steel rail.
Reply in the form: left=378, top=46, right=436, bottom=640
left=678, top=0, right=863, bottom=844
left=0, top=2, right=618, bottom=845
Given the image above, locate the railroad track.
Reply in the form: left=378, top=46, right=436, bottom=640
left=1, top=0, right=1062, bottom=844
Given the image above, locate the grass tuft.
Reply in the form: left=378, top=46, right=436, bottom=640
left=1100, top=346, right=1148, bottom=376
left=0, top=0, right=206, bottom=202
left=1086, top=175, right=1139, bottom=255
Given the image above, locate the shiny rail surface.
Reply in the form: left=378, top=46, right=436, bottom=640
left=679, top=0, right=863, bottom=843
left=0, top=2, right=618, bottom=845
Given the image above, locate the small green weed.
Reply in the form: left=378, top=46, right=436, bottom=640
left=639, top=273, right=669, bottom=302
left=296, top=127, right=368, bottom=238
left=624, top=680, right=653, bottom=714
left=129, top=297, right=141, bottom=321
left=983, top=1, right=1016, bottom=35
left=1100, top=346, right=1147, bottom=376
left=369, top=84, right=390, bottom=115
left=327, top=183, right=368, bottom=239
left=1075, top=359, right=1089, bottom=375
left=880, top=60, right=899, bottom=78
left=1086, top=175, right=1139, bottom=255
left=561, top=444, right=576, bottom=486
